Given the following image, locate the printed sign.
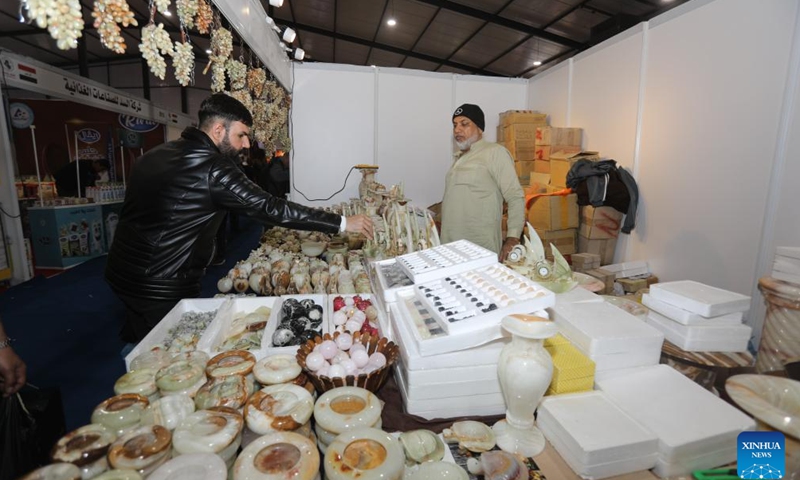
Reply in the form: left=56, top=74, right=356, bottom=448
left=118, top=129, right=143, bottom=148
left=9, top=102, right=34, bottom=129
left=118, top=114, right=159, bottom=133
left=77, top=128, right=102, bottom=144
left=738, top=431, right=785, bottom=478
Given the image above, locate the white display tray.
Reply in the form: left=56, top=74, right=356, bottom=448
left=413, top=263, right=555, bottom=336
left=556, top=286, right=604, bottom=305
left=595, top=365, right=755, bottom=462
left=125, top=298, right=229, bottom=371
left=649, top=281, right=751, bottom=317
left=641, top=294, right=743, bottom=326
left=389, top=302, right=507, bottom=370
left=645, top=311, right=750, bottom=352
left=588, top=347, right=662, bottom=373
left=396, top=239, right=497, bottom=284
left=538, top=391, right=658, bottom=466
left=261, top=294, right=330, bottom=357
left=395, top=358, right=501, bottom=400
left=394, top=367, right=506, bottom=420
left=550, top=301, right=664, bottom=356
left=196, top=297, right=280, bottom=361
left=539, top=421, right=659, bottom=479
left=371, top=259, right=413, bottom=305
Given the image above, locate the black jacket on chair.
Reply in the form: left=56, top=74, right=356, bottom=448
left=105, top=127, right=341, bottom=300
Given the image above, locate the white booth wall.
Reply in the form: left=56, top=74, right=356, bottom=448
left=289, top=63, right=528, bottom=209
left=527, top=0, right=800, bottom=346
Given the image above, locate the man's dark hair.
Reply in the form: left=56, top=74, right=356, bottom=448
left=198, top=93, right=254, bottom=130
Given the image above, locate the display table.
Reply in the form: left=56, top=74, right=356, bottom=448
left=27, top=201, right=122, bottom=269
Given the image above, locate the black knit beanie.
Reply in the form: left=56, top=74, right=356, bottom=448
left=452, top=104, right=485, bottom=131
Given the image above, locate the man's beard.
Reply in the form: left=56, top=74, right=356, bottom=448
left=455, top=133, right=480, bottom=151
left=219, top=135, right=242, bottom=158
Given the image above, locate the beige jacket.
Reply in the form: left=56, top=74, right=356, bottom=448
left=440, top=139, right=525, bottom=253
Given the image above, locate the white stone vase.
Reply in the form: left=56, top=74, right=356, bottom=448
left=493, top=313, right=557, bottom=457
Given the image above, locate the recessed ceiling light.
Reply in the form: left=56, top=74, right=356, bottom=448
left=269, top=0, right=284, bottom=6
left=533, top=60, right=542, bottom=66
left=205, top=49, right=212, bottom=54
left=163, top=9, right=172, bottom=16
left=387, top=18, right=397, bottom=26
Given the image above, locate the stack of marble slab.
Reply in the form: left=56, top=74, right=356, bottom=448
left=643, top=280, right=752, bottom=352
left=538, top=391, right=659, bottom=478
left=596, top=365, right=755, bottom=477
left=772, top=246, right=800, bottom=285
left=549, top=300, right=664, bottom=372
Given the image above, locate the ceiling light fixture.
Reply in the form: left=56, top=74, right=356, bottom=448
left=163, top=9, right=172, bottom=16
left=293, top=48, right=305, bottom=61
left=269, top=0, right=284, bottom=6
left=205, top=49, right=212, bottom=54
left=533, top=60, right=542, bottom=66
left=281, top=27, right=296, bottom=43
left=387, top=0, right=397, bottom=26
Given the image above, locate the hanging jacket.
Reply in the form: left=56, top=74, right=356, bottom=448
left=566, top=159, right=639, bottom=234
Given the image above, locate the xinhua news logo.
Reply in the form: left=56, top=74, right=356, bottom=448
left=738, top=431, right=785, bottom=479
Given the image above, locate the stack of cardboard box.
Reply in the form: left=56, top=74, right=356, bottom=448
left=527, top=185, right=579, bottom=259
left=577, top=205, right=624, bottom=265
left=497, top=110, right=547, bottom=186
left=534, top=127, right=584, bottom=178
left=549, top=149, right=599, bottom=188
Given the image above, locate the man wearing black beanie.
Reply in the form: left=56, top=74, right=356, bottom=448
left=441, top=104, right=524, bottom=261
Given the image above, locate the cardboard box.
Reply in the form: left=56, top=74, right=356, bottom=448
left=618, top=277, right=648, bottom=293
left=535, top=145, right=582, bottom=161
left=550, top=151, right=600, bottom=188
left=535, top=127, right=583, bottom=146
left=534, top=160, right=551, bottom=174
left=580, top=206, right=625, bottom=240
left=504, top=123, right=538, bottom=142
left=528, top=172, right=551, bottom=191
left=571, top=253, right=601, bottom=272
left=578, top=234, right=617, bottom=265
left=586, top=268, right=616, bottom=292
left=535, top=228, right=576, bottom=259
left=505, top=139, right=537, bottom=161
left=496, top=125, right=505, bottom=142
left=527, top=191, right=579, bottom=231
left=499, top=110, right=548, bottom=127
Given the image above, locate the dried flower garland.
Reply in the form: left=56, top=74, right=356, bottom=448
left=176, top=0, right=197, bottom=28
left=23, top=0, right=85, bottom=50
left=92, top=0, right=138, bottom=54
left=208, top=27, right=233, bottom=92
left=153, top=0, right=170, bottom=16
left=140, top=23, right=175, bottom=80
left=225, top=59, right=247, bottom=90
left=228, top=89, right=253, bottom=111
left=194, top=0, right=213, bottom=34
left=247, top=68, right=266, bottom=97
left=173, top=40, right=194, bottom=86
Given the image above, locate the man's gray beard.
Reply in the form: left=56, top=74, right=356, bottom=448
left=455, top=133, right=479, bottom=151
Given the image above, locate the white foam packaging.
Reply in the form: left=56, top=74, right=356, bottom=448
left=395, top=358, right=502, bottom=400
left=600, top=261, right=649, bottom=279
left=646, top=311, right=750, bottom=352
left=648, top=281, right=751, bottom=317
left=125, top=298, right=229, bottom=370
left=393, top=365, right=505, bottom=420
left=538, top=391, right=659, bottom=478
left=641, top=294, right=743, bottom=326
left=549, top=301, right=664, bottom=356
left=595, top=365, right=755, bottom=475
left=587, top=347, right=662, bottom=372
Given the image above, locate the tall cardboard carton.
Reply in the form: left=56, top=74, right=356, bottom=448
left=527, top=188, right=579, bottom=231
left=578, top=234, right=617, bottom=265
left=534, top=144, right=582, bottom=161
left=535, top=127, right=583, bottom=146
left=535, top=228, right=577, bottom=259
left=579, top=206, right=624, bottom=240
left=499, top=110, right=548, bottom=127
left=504, top=124, right=538, bottom=143
left=550, top=151, right=600, bottom=188
left=533, top=160, right=550, bottom=174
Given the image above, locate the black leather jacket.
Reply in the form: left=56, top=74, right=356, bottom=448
left=106, top=127, right=341, bottom=300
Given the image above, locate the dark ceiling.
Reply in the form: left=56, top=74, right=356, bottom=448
left=0, top=0, right=691, bottom=83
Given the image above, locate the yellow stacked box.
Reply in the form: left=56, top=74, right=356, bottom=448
left=544, top=334, right=596, bottom=395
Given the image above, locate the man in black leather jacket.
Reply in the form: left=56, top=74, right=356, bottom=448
left=106, top=94, right=373, bottom=342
